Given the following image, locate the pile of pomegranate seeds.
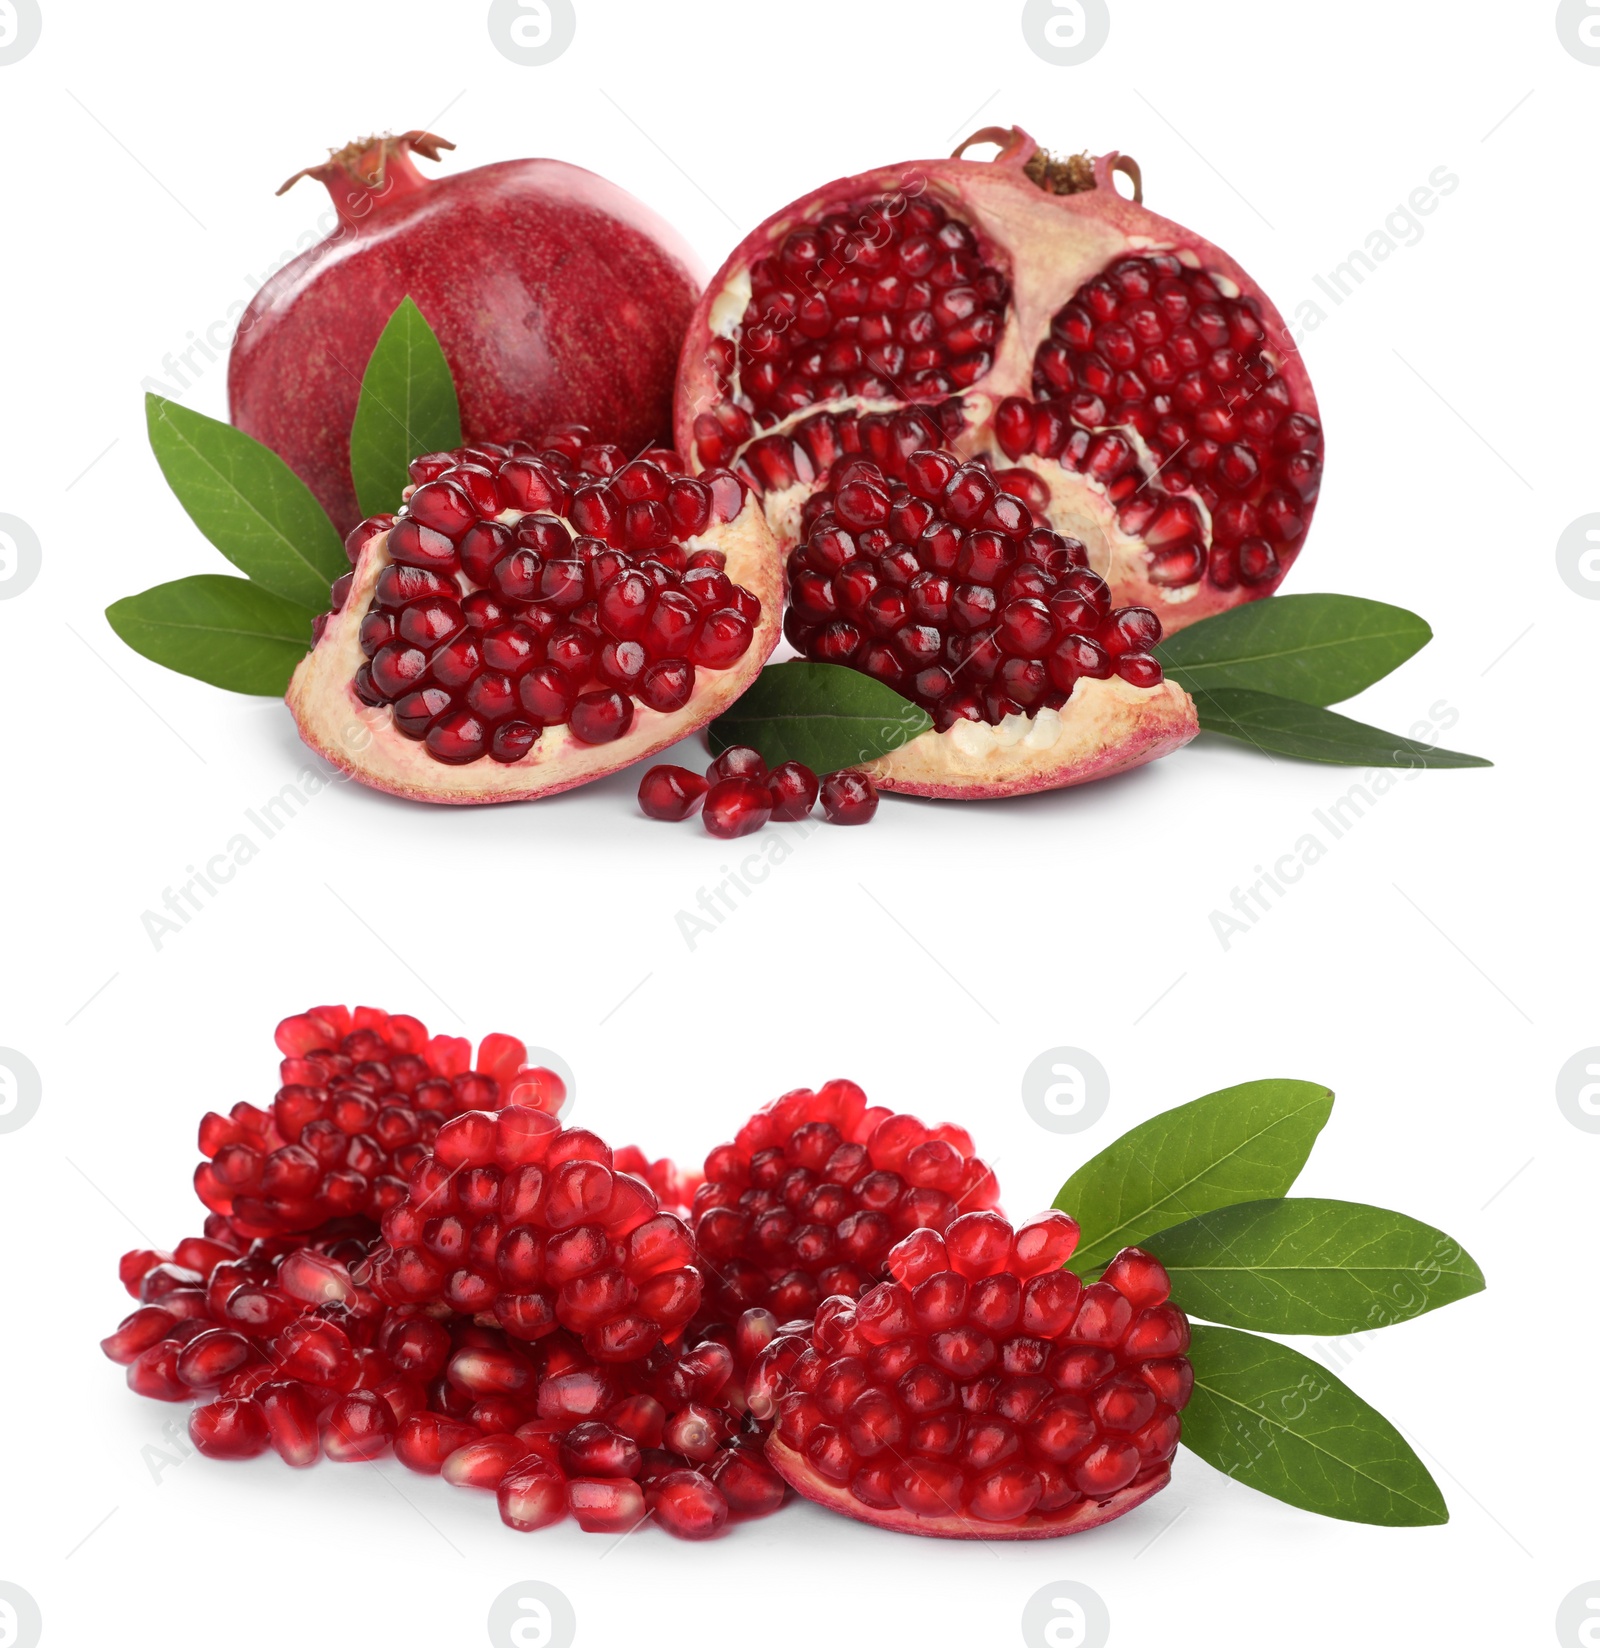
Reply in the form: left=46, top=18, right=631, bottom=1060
left=692, top=1079, right=1000, bottom=1320
left=637, top=746, right=878, bottom=836
left=1012, top=252, right=1323, bottom=591
left=107, top=1008, right=787, bottom=1540
left=104, top=1011, right=1191, bottom=1543
left=784, top=448, right=1164, bottom=731
left=341, top=431, right=760, bottom=764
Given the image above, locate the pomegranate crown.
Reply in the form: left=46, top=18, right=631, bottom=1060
left=276, top=129, right=455, bottom=199
left=951, top=124, right=1143, bottom=203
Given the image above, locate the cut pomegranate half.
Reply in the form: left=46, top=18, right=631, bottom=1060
left=287, top=429, right=782, bottom=803
left=760, top=1217, right=1192, bottom=1539
left=676, top=126, right=1321, bottom=632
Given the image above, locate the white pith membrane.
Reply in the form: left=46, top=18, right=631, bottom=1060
left=287, top=496, right=782, bottom=805
left=765, top=1435, right=1169, bottom=1541
left=674, top=133, right=1325, bottom=795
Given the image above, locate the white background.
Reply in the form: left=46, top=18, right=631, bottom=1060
left=1, top=2, right=1596, bottom=1644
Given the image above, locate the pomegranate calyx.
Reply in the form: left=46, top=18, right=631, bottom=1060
left=275, top=129, right=455, bottom=214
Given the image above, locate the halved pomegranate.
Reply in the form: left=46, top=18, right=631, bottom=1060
left=677, top=126, right=1321, bottom=629
left=287, top=430, right=782, bottom=803
left=759, top=1216, right=1192, bottom=1539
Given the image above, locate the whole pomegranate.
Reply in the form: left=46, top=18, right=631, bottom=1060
left=231, top=131, right=702, bottom=533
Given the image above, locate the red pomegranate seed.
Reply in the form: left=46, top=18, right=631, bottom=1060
left=569, top=688, right=634, bottom=744
left=442, top=1434, right=533, bottom=1490
left=321, top=1390, right=396, bottom=1462
left=559, top=1422, right=642, bottom=1480
left=766, top=760, right=819, bottom=820
left=819, top=769, right=878, bottom=824
left=567, top=1477, right=647, bottom=1534
left=710, top=1444, right=789, bottom=1517
left=499, top=1463, right=568, bottom=1531
left=257, top=1380, right=321, bottom=1468
left=189, top=1397, right=271, bottom=1460
left=650, top=1470, right=730, bottom=1540
left=702, top=777, right=772, bottom=838
left=706, top=745, right=767, bottom=782
left=638, top=765, right=708, bottom=821
left=101, top=1306, right=178, bottom=1365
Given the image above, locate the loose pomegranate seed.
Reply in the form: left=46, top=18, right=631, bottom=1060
left=710, top=1443, right=789, bottom=1518
left=650, top=1470, right=730, bottom=1540
left=638, top=765, right=708, bottom=821
left=567, top=1477, right=647, bottom=1534
left=701, top=777, right=772, bottom=839
left=321, top=1390, right=396, bottom=1462
left=499, top=1463, right=568, bottom=1531
left=767, top=760, right=819, bottom=820
left=706, top=745, right=767, bottom=782
left=338, top=440, right=762, bottom=766
left=189, top=1397, right=271, bottom=1460
left=819, top=770, right=878, bottom=825
left=257, top=1380, right=322, bottom=1468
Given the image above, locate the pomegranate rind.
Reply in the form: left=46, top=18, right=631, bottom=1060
left=862, top=675, right=1197, bottom=799
left=675, top=132, right=1319, bottom=629
left=764, top=1436, right=1170, bottom=1540
left=285, top=497, right=782, bottom=804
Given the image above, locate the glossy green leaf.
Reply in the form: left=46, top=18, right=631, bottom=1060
left=1155, top=594, right=1432, bottom=705
left=1182, top=1324, right=1447, bottom=1525
left=708, top=660, right=931, bottom=775
left=1191, top=688, right=1491, bottom=767
left=1147, top=1199, right=1485, bottom=1335
left=1057, top=1080, right=1334, bottom=1276
left=349, top=297, right=463, bottom=518
left=145, top=394, right=345, bottom=609
left=105, top=575, right=313, bottom=696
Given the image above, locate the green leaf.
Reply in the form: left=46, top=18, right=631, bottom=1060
left=708, top=660, right=931, bottom=774
left=348, top=297, right=464, bottom=518
left=1146, top=1199, right=1485, bottom=1335
left=1056, top=1080, right=1334, bottom=1276
left=1191, top=688, right=1491, bottom=768
left=1155, top=594, right=1432, bottom=705
left=1182, top=1324, right=1447, bottom=1525
left=145, top=394, right=345, bottom=609
left=106, top=575, right=313, bottom=696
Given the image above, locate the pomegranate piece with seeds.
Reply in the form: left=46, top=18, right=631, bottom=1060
left=770, top=434, right=1195, bottom=798
left=288, top=431, right=782, bottom=805
left=195, top=1004, right=563, bottom=1241
left=231, top=131, right=702, bottom=536
left=691, top=1080, right=1000, bottom=1321
left=677, top=126, right=1321, bottom=634
left=761, top=1214, right=1192, bottom=1539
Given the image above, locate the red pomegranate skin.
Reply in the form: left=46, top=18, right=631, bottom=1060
left=230, top=141, right=703, bottom=533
